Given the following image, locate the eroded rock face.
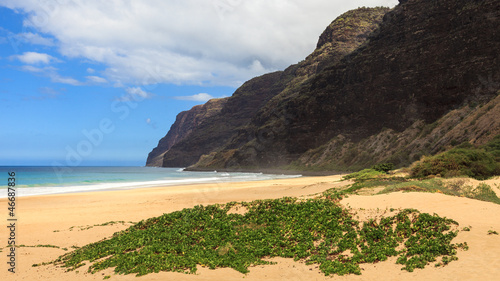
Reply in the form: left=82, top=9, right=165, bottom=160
left=146, top=98, right=228, bottom=167
left=148, top=7, right=389, bottom=168
left=149, top=1, right=500, bottom=171
left=159, top=70, right=294, bottom=168
left=212, top=0, right=500, bottom=170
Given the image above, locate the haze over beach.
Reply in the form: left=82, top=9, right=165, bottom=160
left=1, top=0, right=500, bottom=280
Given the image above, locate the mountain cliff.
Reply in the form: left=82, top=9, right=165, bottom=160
left=146, top=98, right=228, bottom=166
left=147, top=0, right=500, bottom=172
left=146, top=7, right=389, bottom=168
left=158, top=70, right=294, bottom=167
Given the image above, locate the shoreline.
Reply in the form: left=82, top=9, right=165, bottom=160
left=0, top=168, right=304, bottom=198
left=182, top=166, right=344, bottom=177
left=1, top=175, right=500, bottom=280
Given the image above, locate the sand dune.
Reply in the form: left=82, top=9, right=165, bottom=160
left=1, top=175, right=499, bottom=280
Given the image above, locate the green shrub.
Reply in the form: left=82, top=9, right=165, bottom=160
left=410, top=144, right=500, bottom=180
left=378, top=179, right=445, bottom=195
left=462, top=183, right=500, bottom=204
left=371, top=163, right=395, bottom=173
left=342, top=169, right=386, bottom=181
left=484, top=135, right=500, bottom=158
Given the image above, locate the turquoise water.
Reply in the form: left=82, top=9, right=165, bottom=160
left=0, top=166, right=301, bottom=197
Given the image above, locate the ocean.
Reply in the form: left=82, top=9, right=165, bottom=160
left=0, top=166, right=301, bottom=198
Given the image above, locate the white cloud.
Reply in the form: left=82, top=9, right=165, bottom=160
left=20, top=65, right=44, bottom=73
left=86, top=68, right=95, bottom=73
left=173, top=93, right=215, bottom=102
left=1, top=0, right=399, bottom=86
left=20, top=65, right=81, bottom=85
left=126, top=87, right=151, bottom=99
left=86, top=75, right=107, bottom=83
left=13, top=51, right=58, bottom=64
left=16, top=32, right=55, bottom=46
left=115, top=87, right=153, bottom=102
left=51, top=75, right=81, bottom=86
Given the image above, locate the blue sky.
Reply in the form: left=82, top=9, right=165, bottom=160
left=0, top=0, right=397, bottom=166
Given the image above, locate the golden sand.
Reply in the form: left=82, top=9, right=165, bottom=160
left=1, top=175, right=499, bottom=280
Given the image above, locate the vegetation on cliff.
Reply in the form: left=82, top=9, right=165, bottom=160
left=328, top=136, right=500, bottom=205
left=410, top=136, right=500, bottom=180
left=293, top=94, right=500, bottom=172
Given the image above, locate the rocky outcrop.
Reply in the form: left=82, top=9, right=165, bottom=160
left=196, top=0, right=499, bottom=170
left=290, top=7, right=392, bottom=87
left=149, top=0, right=500, bottom=171
left=149, top=7, right=389, bottom=168
left=159, top=70, right=296, bottom=167
left=147, top=8, right=389, bottom=167
left=146, top=98, right=227, bottom=166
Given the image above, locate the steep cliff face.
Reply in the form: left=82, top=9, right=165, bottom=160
left=150, top=7, right=389, bottom=168
left=146, top=98, right=227, bottom=166
left=193, top=0, right=500, bottom=170
left=288, top=7, right=391, bottom=89
left=159, top=70, right=295, bottom=167
left=149, top=0, right=500, bottom=171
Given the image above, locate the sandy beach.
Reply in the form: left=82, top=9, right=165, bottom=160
left=1, top=175, right=500, bottom=281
